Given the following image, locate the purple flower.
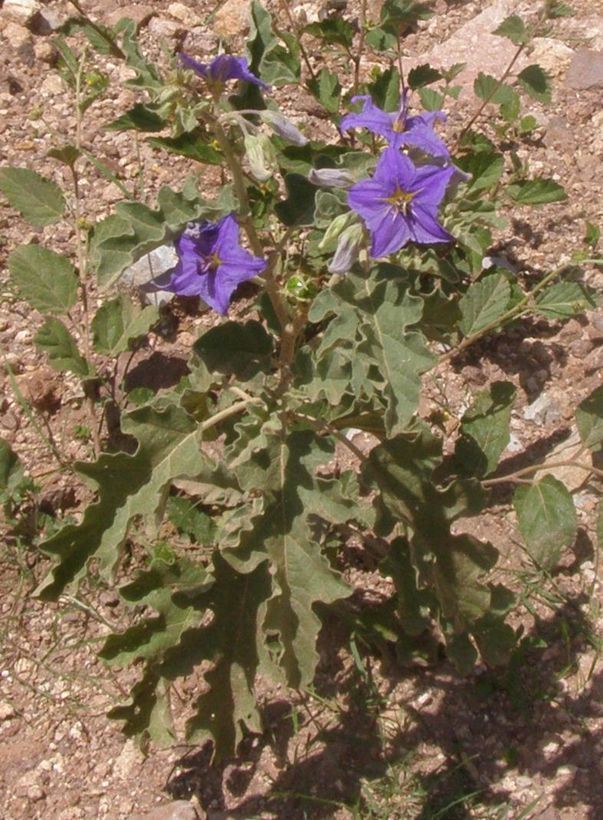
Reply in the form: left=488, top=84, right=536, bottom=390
left=179, top=53, right=269, bottom=91
left=348, top=147, right=455, bottom=257
left=161, top=214, right=267, bottom=315
left=340, top=93, right=449, bottom=159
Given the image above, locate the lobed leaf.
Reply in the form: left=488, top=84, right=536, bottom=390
left=92, top=293, right=159, bottom=355
left=455, top=381, right=516, bottom=477
left=534, top=282, right=595, bottom=319
left=576, top=386, right=603, bottom=452
left=35, top=318, right=90, bottom=377
left=507, top=178, right=567, bottom=206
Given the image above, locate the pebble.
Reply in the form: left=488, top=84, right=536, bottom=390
left=0, top=700, right=16, bottom=720
left=168, top=2, right=201, bottom=26
left=522, top=392, right=562, bottom=425
left=569, top=339, right=593, bottom=359
left=566, top=48, right=603, bottom=90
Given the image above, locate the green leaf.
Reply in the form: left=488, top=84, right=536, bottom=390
left=0, top=167, right=66, bottom=227
left=418, top=87, right=444, bottom=111
left=305, top=18, right=355, bottom=48
left=457, top=150, right=504, bottom=194
left=473, top=73, right=516, bottom=105
left=367, top=67, right=401, bottom=112
left=584, top=221, right=600, bottom=249
left=193, top=320, right=273, bottom=380
left=0, top=438, right=24, bottom=496
left=380, top=0, right=432, bottom=36
left=534, top=282, right=595, bottom=319
left=576, top=386, right=603, bottom=451
left=90, top=201, right=166, bottom=290
left=365, top=26, right=397, bottom=52
left=493, top=14, right=528, bottom=45
left=517, top=64, right=551, bottom=103
left=275, top=173, right=317, bottom=225
left=107, top=103, right=166, bottom=132
left=8, top=245, right=78, bottom=315
left=307, top=68, right=342, bottom=114
left=147, top=132, right=222, bottom=164
left=92, top=293, right=159, bottom=355
left=513, top=477, right=577, bottom=569
left=167, top=496, right=216, bottom=543
left=360, top=296, right=435, bottom=436
left=47, top=145, right=81, bottom=167
left=184, top=556, right=272, bottom=759
left=36, top=405, right=211, bottom=599
left=248, top=0, right=300, bottom=86
left=507, top=178, right=567, bottom=206
left=35, top=318, right=90, bottom=377
left=547, top=2, right=573, bottom=18
left=408, top=63, right=443, bottom=89
left=459, top=273, right=511, bottom=336
left=455, top=382, right=516, bottom=477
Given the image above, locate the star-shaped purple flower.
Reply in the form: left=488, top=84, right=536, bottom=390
left=179, top=53, right=269, bottom=91
left=340, top=93, right=449, bottom=159
left=348, top=148, right=455, bottom=257
left=161, top=214, right=267, bottom=315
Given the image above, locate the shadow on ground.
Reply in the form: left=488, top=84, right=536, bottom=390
left=166, top=594, right=602, bottom=819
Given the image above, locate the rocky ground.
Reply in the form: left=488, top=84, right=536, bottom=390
left=0, top=0, right=603, bottom=818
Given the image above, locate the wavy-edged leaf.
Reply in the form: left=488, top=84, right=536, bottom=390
left=0, top=167, right=66, bottom=227
left=8, top=245, right=78, bottom=315
left=36, top=405, right=209, bottom=599
left=513, top=476, right=577, bottom=569
left=517, top=64, right=551, bottom=103
left=455, top=381, right=516, bottom=477
left=507, top=178, right=567, bottom=206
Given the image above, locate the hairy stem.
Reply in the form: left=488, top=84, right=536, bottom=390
left=277, top=0, right=317, bottom=81
left=482, top=458, right=602, bottom=487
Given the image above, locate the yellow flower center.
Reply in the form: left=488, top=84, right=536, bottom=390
left=384, top=187, right=415, bottom=214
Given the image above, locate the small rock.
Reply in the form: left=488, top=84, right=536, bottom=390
left=112, top=739, right=144, bottom=780
left=131, top=800, right=198, bottom=820
left=15, top=367, right=61, bottom=413
left=107, top=4, right=155, bottom=28
left=27, top=784, right=45, bottom=802
left=33, top=38, right=56, bottom=63
left=569, top=338, right=593, bottom=359
left=168, top=2, right=201, bottom=26
left=0, top=700, right=16, bottom=721
left=522, top=392, right=561, bottom=425
left=148, top=17, right=182, bottom=39
left=121, top=243, right=177, bottom=307
left=566, top=48, right=603, bottom=90
left=30, top=6, right=65, bottom=35
left=40, top=73, right=63, bottom=95
left=212, top=0, right=250, bottom=39
left=1, top=0, right=41, bottom=27
left=2, top=20, right=32, bottom=49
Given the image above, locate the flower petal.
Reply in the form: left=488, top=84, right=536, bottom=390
left=412, top=163, right=456, bottom=206
left=348, top=178, right=391, bottom=221
left=408, top=204, right=454, bottom=244
left=340, top=95, right=395, bottom=140
left=373, top=147, right=417, bottom=189
left=370, top=211, right=411, bottom=257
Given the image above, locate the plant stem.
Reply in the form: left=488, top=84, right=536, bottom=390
left=456, top=3, right=549, bottom=145
left=207, top=115, right=290, bottom=334
left=277, top=0, right=317, bottom=81
left=199, top=397, right=259, bottom=432
left=353, top=0, right=368, bottom=96
left=438, top=264, right=567, bottom=365
left=73, top=54, right=101, bottom=458
left=482, top=458, right=602, bottom=487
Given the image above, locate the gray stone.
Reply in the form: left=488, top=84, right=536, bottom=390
left=120, top=244, right=177, bottom=307
left=522, top=392, right=561, bottom=425
left=131, top=800, right=198, bottom=820
left=566, top=48, right=603, bottom=90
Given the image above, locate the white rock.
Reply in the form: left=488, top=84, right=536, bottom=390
left=1, top=0, right=41, bottom=27
left=530, top=38, right=574, bottom=78
left=168, top=2, right=201, bottom=26
left=120, top=244, right=177, bottom=307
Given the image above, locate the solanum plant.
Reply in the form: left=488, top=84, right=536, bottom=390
left=0, top=0, right=600, bottom=761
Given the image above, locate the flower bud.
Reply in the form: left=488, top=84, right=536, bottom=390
left=260, top=110, right=308, bottom=146
left=244, top=134, right=275, bottom=182
left=319, top=211, right=357, bottom=253
left=328, top=224, right=364, bottom=274
left=308, top=168, right=355, bottom=188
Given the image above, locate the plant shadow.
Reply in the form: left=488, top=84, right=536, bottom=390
left=166, top=594, right=602, bottom=818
